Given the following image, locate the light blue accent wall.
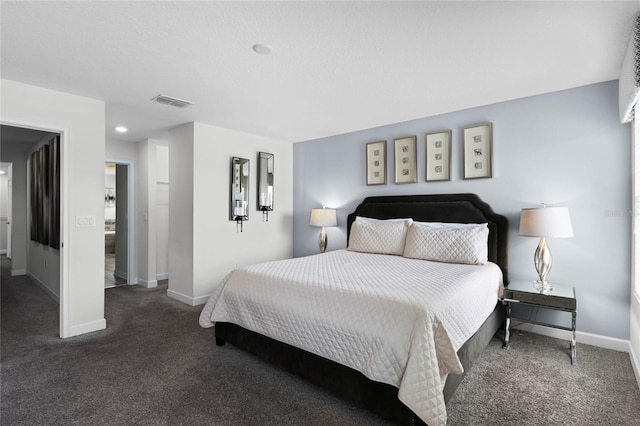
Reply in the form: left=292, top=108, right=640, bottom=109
left=293, top=80, right=632, bottom=339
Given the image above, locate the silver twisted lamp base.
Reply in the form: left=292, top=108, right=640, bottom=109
left=533, top=236, right=552, bottom=292
left=318, top=226, right=328, bottom=253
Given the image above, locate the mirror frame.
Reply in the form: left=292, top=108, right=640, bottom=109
left=257, top=152, right=274, bottom=213
left=230, top=157, right=250, bottom=222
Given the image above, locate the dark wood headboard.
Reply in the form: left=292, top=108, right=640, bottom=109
left=346, top=193, right=509, bottom=284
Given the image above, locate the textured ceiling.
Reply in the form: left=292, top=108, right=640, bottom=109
left=1, top=1, right=639, bottom=143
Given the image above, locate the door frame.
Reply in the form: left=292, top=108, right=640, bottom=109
left=1, top=118, right=69, bottom=338
left=106, top=158, right=135, bottom=285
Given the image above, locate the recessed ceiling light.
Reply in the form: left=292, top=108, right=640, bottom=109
left=115, top=126, right=128, bottom=133
left=0, top=171, right=5, bottom=175
left=252, top=43, right=272, bottom=55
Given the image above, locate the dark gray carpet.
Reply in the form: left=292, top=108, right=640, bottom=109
left=2, top=256, right=639, bottom=425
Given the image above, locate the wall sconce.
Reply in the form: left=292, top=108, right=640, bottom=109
left=310, top=207, right=337, bottom=253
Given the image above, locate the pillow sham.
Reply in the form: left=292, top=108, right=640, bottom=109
left=348, top=220, right=411, bottom=256
left=403, top=222, right=489, bottom=265
left=355, top=216, right=413, bottom=224
left=412, top=221, right=485, bottom=229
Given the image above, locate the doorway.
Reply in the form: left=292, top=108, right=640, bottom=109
left=104, top=160, right=134, bottom=288
left=0, top=163, right=12, bottom=260
left=0, top=123, right=67, bottom=337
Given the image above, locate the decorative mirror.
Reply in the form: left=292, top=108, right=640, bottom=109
left=230, top=157, right=250, bottom=232
left=257, top=152, right=274, bottom=221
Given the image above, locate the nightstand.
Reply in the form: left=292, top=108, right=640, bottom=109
left=502, top=280, right=577, bottom=364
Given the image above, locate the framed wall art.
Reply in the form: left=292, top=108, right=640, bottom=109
left=463, top=123, right=492, bottom=179
left=425, top=130, right=452, bottom=182
left=365, top=140, right=387, bottom=185
left=394, top=136, right=417, bottom=184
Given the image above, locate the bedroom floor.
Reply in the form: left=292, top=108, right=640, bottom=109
left=2, top=255, right=639, bottom=425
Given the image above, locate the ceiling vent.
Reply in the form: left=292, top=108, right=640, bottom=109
left=151, top=94, right=193, bottom=108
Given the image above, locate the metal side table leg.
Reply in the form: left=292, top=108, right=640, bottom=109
left=570, top=310, right=577, bottom=365
left=502, top=301, right=511, bottom=349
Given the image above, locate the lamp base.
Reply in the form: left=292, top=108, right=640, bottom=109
left=318, top=227, right=328, bottom=253
left=534, top=280, right=552, bottom=293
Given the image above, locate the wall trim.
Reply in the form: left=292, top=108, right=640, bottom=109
left=513, top=323, right=630, bottom=352
left=27, top=271, right=60, bottom=303
left=156, top=272, right=169, bottom=281
left=167, top=289, right=210, bottom=306
left=11, top=268, right=26, bottom=276
left=0, top=249, right=6, bottom=255
left=66, top=318, right=106, bottom=338
left=137, top=278, right=157, bottom=288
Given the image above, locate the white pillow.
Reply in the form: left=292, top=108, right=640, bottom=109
left=412, top=221, right=486, bottom=229
left=403, top=222, right=489, bottom=265
left=348, top=220, right=411, bottom=256
left=355, top=216, right=413, bottom=225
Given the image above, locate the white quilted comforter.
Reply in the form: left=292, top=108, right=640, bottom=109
left=199, top=250, right=503, bottom=426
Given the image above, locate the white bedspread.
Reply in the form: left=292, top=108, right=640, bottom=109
left=199, top=250, right=503, bottom=426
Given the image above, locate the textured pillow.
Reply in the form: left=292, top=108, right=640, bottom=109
left=412, top=221, right=484, bottom=229
left=403, top=222, right=489, bottom=265
left=355, top=216, right=413, bottom=225
left=348, top=220, right=410, bottom=256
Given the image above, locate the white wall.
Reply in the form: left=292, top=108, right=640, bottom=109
left=1, top=78, right=106, bottom=338
left=1, top=142, right=30, bottom=276
left=168, top=122, right=293, bottom=305
left=168, top=123, right=194, bottom=300
left=156, top=144, right=169, bottom=280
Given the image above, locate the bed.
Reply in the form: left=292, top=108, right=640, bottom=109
left=200, top=193, right=509, bottom=426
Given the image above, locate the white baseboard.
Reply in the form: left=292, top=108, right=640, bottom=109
left=166, top=289, right=210, bottom=306
left=512, top=323, right=631, bottom=353
left=27, top=272, right=60, bottom=303
left=11, top=268, right=26, bottom=276
left=631, top=344, right=640, bottom=389
left=156, top=272, right=169, bottom=281
left=114, top=269, right=127, bottom=281
left=137, top=278, right=157, bottom=288
left=66, top=318, right=106, bottom=338
left=0, top=249, right=6, bottom=254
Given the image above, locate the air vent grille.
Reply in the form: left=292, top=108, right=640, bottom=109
left=151, top=94, right=193, bottom=108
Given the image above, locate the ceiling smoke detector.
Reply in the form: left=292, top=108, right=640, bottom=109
left=151, top=94, right=194, bottom=108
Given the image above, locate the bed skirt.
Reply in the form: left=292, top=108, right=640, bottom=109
left=215, top=302, right=505, bottom=425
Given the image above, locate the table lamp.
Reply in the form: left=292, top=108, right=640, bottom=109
left=519, top=203, right=573, bottom=291
left=310, top=207, right=337, bottom=253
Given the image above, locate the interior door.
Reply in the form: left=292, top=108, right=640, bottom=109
left=115, top=163, right=128, bottom=283
left=7, top=164, right=12, bottom=259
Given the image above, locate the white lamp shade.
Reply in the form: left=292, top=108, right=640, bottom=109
left=310, top=208, right=337, bottom=227
left=519, top=206, right=573, bottom=238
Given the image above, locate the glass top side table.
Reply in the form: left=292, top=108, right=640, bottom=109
left=502, top=280, right=577, bottom=364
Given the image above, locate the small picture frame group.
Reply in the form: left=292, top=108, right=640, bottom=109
left=366, top=140, right=387, bottom=185
left=394, top=136, right=417, bottom=184
left=425, top=130, right=452, bottom=182
left=463, top=123, right=492, bottom=179
left=364, top=122, right=493, bottom=184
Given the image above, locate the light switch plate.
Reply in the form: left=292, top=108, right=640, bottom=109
left=76, top=215, right=96, bottom=227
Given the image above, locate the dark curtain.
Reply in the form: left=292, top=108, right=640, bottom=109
left=29, top=136, right=60, bottom=249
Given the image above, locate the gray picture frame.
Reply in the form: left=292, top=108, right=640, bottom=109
left=366, top=140, right=387, bottom=185
left=463, top=123, right=493, bottom=179
left=425, top=130, right=452, bottom=182
left=394, top=136, right=417, bottom=184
